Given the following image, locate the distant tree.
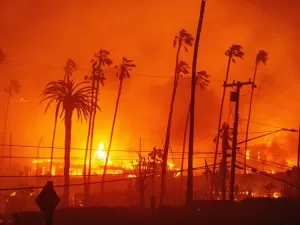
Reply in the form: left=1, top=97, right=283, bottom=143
left=49, top=59, right=77, bottom=175
left=180, top=70, right=210, bottom=193
left=100, top=57, right=136, bottom=195
left=244, top=50, right=268, bottom=173
left=83, top=50, right=112, bottom=203
left=130, top=147, right=164, bottom=208
left=211, top=45, right=244, bottom=198
left=2, top=80, right=21, bottom=168
left=41, top=79, right=93, bottom=207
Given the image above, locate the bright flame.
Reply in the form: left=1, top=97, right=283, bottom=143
left=286, top=160, right=292, bottom=166
left=246, top=150, right=250, bottom=160
left=168, top=163, right=175, bottom=168
left=94, top=142, right=112, bottom=165
left=128, top=174, right=137, bottom=178
left=273, top=192, right=280, bottom=198
left=9, top=192, right=16, bottom=197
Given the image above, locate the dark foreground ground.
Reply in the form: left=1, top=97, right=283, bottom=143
left=12, top=198, right=300, bottom=225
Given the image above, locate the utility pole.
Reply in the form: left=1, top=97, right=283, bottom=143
left=225, top=80, right=254, bottom=201
left=152, top=148, right=157, bottom=196
left=9, top=132, right=12, bottom=170
left=297, top=125, right=300, bottom=198
left=221, top=124, right=229, bottom=200
left=187, top=0, right=207, bottom=206
left=139, top=138, right=142, bottom=178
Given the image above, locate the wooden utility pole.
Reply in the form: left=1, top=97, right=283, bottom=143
left=221, top=124, right=229, bottom=200
left=225, top=80, right=254, bottom=201
left=186, top=0, right=207, bottom=206
left=297, top=125, right=300, bottom=198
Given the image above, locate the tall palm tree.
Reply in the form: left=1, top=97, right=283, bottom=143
left=41, top=79, right=93, bottom=207
left=100, top=57, right=136, bottom=195
left=2, top=80, right=21, bottom=169
left=160, top=29, right=193, bottom=206
left=186, top=0, right=207, bottom=205
left=180, top=70, right=210, bottom=193
left=243, top=50, right=268, bottom=173
left=49, top=59, right=77, bottom=175
left=83, top=50, right=112, bottom=202
left=211, top=44, right=244, bottom=198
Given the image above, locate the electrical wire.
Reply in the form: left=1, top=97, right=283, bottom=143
left=236, top=152, right=292, bottom=169
left=236, top=161, right=299, bottom=188
left=0, top=163, right=219, bottom=191
left=0, top=155, right=216, bottom=160
left=248, top=121, right=288, bottom=130
left=1, top=60, right=191, bottom=80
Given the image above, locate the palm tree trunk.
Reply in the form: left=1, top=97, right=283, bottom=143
left=63, top=109, right=72, bottom=207
left=1, top=95, right=10, bottom=170
left=159, top=43, right=182, bottom=207
left=186, top=0, right=206, bottom=205
left=101, top=78, right=124, bottom=195
left=244, top=63, right=258, bottom=174
left=88, top=78, right=100, bottom=185
left=83, top=74, right=96, bottom=203
left=180, top=104, right=190, bottom=195
left=211, top=55, right=232, bottom=199
left=49, top=104, right=59, bottom=175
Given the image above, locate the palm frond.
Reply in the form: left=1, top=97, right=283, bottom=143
left=41, top=79, right=93, bottom=123
left=196, top=71, right=210, bottom=89
left=173, top=36, right=178, bottom=48
left=226, top=44, right=245, bottom=59
left=116, top=57, right=136, bottom=80
left=177, top=29, right=194, bottom=50
left=177, top=61, right=190, bottom=77
left=256, top=50, right=268, bottom=65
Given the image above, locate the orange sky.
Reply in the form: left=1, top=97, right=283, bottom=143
left=0, top=0, right=300, bottom=169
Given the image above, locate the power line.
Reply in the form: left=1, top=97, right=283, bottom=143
left=237, top=152, right=292, bottom=169
left=0, top=155, right=216, bottom=160
left=236, top=161, right=299, bottom=189
left=248, top=121, right=289, bottom=130
left=0, top=143, right=221, bottom=155
left=0, top=163, right=218, bottom=191
left=1, top=60, right=191, bottom=80
left=236, top=155, right=291, bottom=171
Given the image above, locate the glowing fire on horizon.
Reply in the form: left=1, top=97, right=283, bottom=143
left=93, top=142, right=112, bottom=165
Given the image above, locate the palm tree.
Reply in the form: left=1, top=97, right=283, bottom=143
left=211, top=44, right=244, bottom=198
left=180, top=70, right=210, bottom=193
left=41, top=79, right=93, bottom=207
left=243, top=50, right=268, bottom=173
left=64, top=59, right=77, bottom=83
left=160, top=29, right=193, bottom=206
left=49, top=59, right=77, bottom=175
left=2, top=80, right=21, bottom=169
left=100, top=57, right=136, bottom=195
left=83, top=50, right=112, bottom=202
left=186, top=0, right=207, bottom=205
